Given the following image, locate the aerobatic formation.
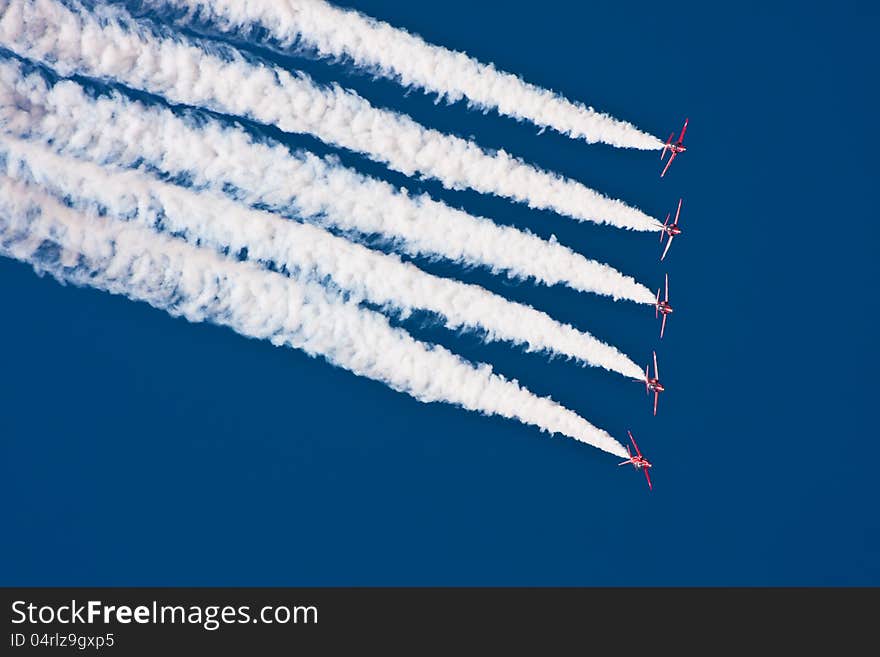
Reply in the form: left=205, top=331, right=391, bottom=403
left=0, top=0, right=689, bottom=489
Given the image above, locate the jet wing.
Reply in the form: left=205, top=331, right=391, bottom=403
left=628, top=432, right=642, bottom=458
left=644, top=468, right=653, bottom=491
left=661, top=234, right=674, bottom=260
left=660, top=151, right=676, bottom=177
left=678, top=118, right=689, bottom=144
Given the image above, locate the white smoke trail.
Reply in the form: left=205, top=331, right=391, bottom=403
left=0, top=0, right=661, bottom=231
left=0, top=174, right=630, bottom=458
left=0, top=136, right=646, bottom=379
left=146, top=0, right=664, bottom=150
left=0, top=58, right=658, bottom=305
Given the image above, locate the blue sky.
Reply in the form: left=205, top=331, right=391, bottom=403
left=1, top=0, right=878, bottom=584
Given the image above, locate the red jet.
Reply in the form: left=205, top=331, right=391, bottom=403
left=643, top=351, right=664, bottom=416
left=660, top=118, right=688, bottom=177
left=619, top=431, right=653, bottom=491
left=655, top=273, right=673, bottom=339
left=660, top=198, right=683, bottom=261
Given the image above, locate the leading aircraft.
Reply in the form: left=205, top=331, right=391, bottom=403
left=660, top=198, right=683, bottom=261
left=655, top=273, right=673, bottom=339
left=619, top=431, right=653, bottom=491
left=660, top=118, right=688, bottom=177
left=643, top=351, right=665, bottom=416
